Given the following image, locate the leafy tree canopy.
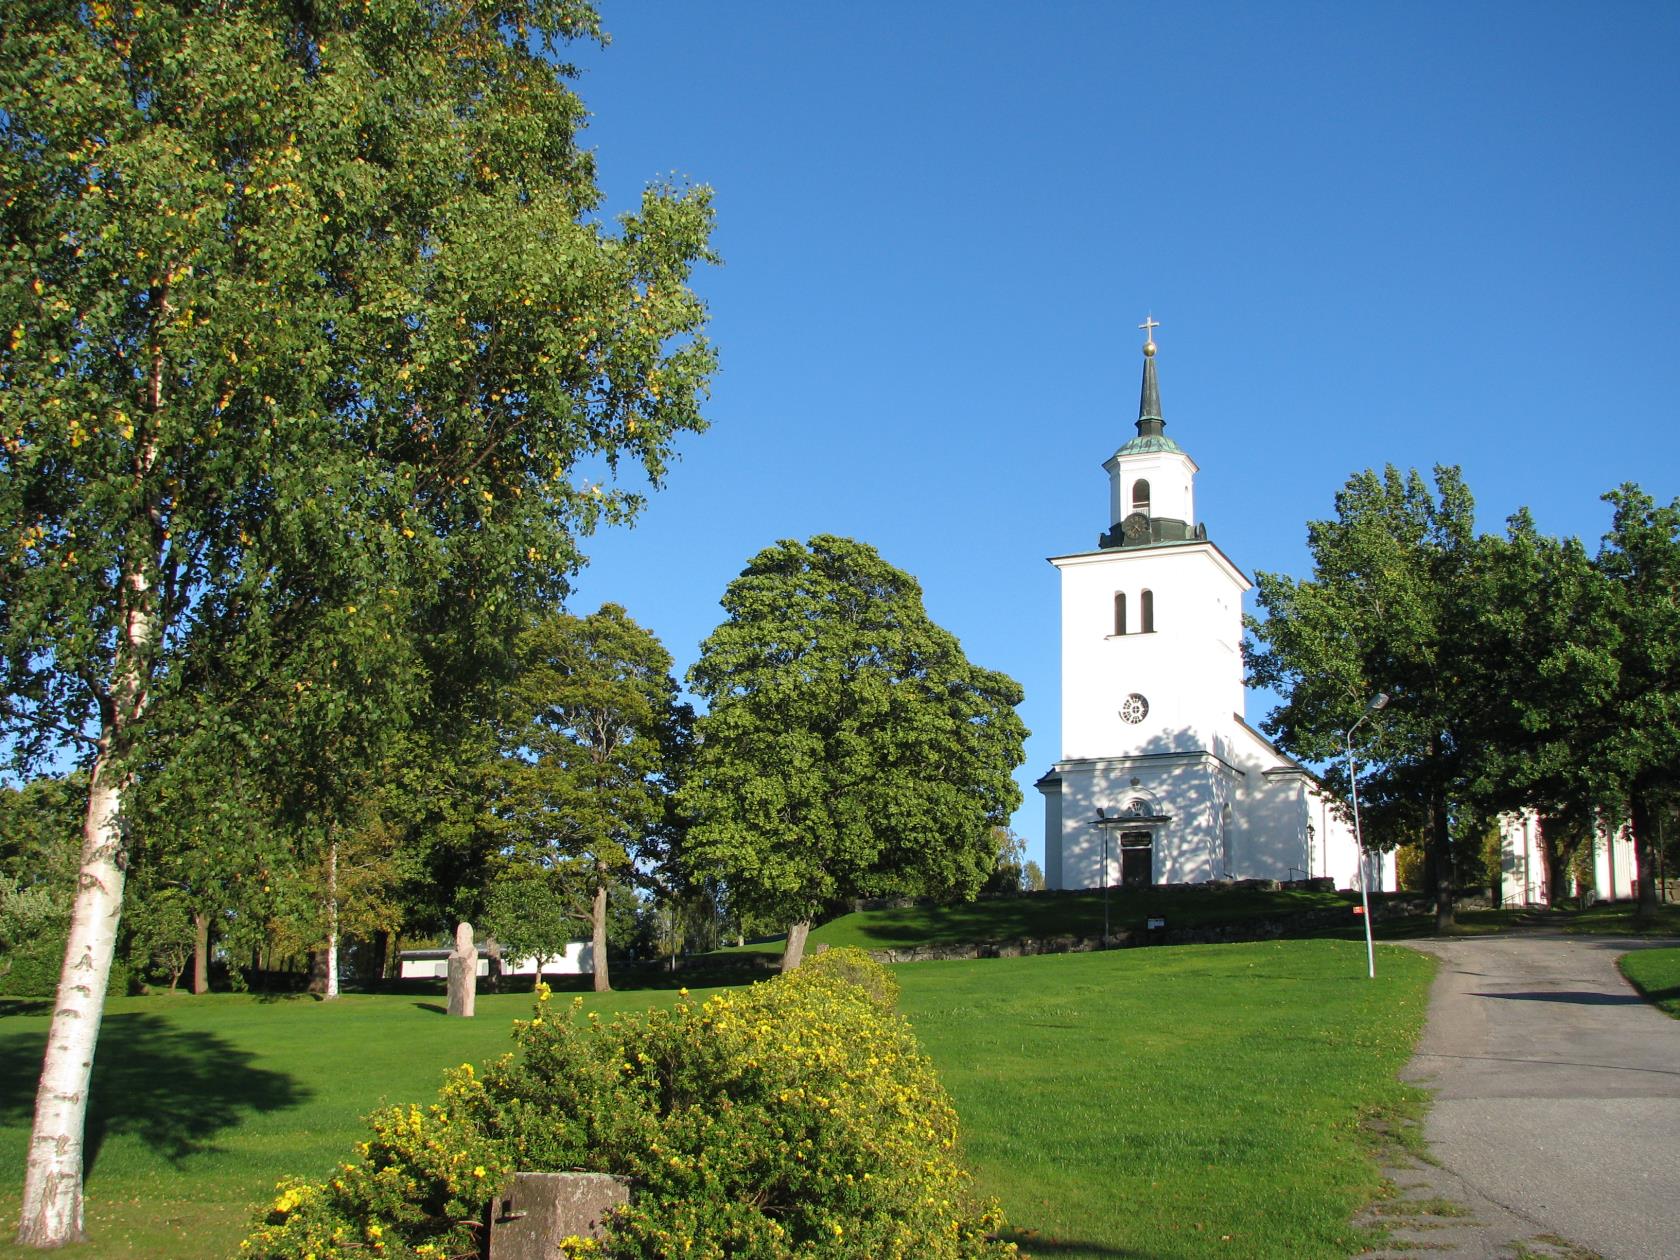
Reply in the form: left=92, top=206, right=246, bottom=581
left=682, top=536, right=1028, bottom=959
left=1246, top=466, right=1481, bottom=927
left=490, top=602, right=688, bottom=989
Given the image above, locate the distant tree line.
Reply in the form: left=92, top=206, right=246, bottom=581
left=1247, top=466, right=1680, bottom=930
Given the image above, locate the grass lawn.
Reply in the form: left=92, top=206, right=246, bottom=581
left=0, top=986, right=699, bottom=1260
left=0, top=939, right=1434, bottom=1260
left=1618, top=947, right=1680, bottom=1018
left=897, top=939, right=1434, bottom=1260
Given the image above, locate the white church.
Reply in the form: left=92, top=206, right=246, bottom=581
left=1036, top=325, right=1393, bottom=895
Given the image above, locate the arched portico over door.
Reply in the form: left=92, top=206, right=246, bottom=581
left=1096, top=795, right=1173, bottom=888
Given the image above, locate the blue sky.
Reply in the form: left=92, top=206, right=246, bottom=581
left=562, top=3, right=1680, bottom=869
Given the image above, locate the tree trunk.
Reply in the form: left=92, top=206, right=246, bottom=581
left=191, top=911, right=210, bottom=995
left=1428, top=783, right=1455, bottom=932
left=15, top=739, right=130, bottom=1247
left=1538, top=822, right=1564, bottom=908
left=591, top=881, right=610, bottom=993
left=1629, top=789, right=1661, bottom=917
left=323, top=836, right=340, bottom=1000
left=19, top=518, right=157, bottom=1246
left=781, top=919, right=812, bottom=973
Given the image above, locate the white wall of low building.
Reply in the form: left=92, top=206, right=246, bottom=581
left=1595, top=823, right=1638, bottom=901
left=1499, top=812, right=1548, bottom=905
left=1499, top=809, right=1640, bottom=904
left=398, top=941, right=595, bottom=979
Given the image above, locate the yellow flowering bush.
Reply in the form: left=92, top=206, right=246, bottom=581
left=241, top=1063, right=515, bottom=1260
left=240, top=949, right=1012, bottom=1259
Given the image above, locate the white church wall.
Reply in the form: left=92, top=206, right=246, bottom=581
left=1229, top=772, right=1311, bottom=881
left=1048, top=754, right=1231, bottom=888
left=1306, top=786, right=1393, bottom=891
left=1041, top=776, right=1064, bottom=889
left=1054, top=544, right=1247, bottom=764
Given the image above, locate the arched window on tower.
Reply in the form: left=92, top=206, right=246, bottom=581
left=1132, top=479, right=1151, bottom=516
left=1141, top=588, right=1155, bottom=633
left=1113, top=592, right=1127, bottom=636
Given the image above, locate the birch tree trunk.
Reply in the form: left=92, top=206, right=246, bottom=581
left=15, top=749, right=129, bottom=1247
left=18, top=569, right=153, bottom=1245
left=591, top=881, right=611, bottom=993
left=325, top=837, right=340, bottom=1001
left=18, top=335, right=162, bottom=1247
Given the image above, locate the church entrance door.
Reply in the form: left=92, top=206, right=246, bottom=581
left=1120, top=831, right=1153, bottom=887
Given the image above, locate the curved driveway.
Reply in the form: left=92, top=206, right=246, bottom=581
left=1398, top=933, right=1680, bottom=1260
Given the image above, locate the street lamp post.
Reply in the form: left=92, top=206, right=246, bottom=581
left=1345, top=692, right=1388, bottom=980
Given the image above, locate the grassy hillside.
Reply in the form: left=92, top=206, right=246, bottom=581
left=0, top=939, right=1434, bottom=1260
left=721, top=884, right=1365, bottom=954
left=898, top=940, right=1433, bottom=1259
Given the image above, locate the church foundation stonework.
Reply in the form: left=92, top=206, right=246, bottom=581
left=1037, top=322, right=1392, bottom=895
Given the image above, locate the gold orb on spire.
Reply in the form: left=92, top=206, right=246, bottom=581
left=1139, top=314, right=1160, bottom=356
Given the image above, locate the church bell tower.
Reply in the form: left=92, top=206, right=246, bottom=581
left=1097, top=317, right=1203, bottom=551
left=1038, top=319, right=1252, bottom=889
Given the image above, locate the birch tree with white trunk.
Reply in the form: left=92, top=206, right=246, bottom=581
left=0, top=0, right=715, bottom=1244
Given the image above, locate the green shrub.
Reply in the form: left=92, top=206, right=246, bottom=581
left=241, top=948, right=1012, bottom=1260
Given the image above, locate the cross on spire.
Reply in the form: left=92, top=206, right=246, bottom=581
left=1138, top=314, right=1160, bottom=356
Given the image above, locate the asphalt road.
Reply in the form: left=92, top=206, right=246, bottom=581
left=1399, top=933, right=1680, bottom=1260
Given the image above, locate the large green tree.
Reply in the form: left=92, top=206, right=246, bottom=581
left=1575, top=487, right=1680, bottom=914
left=1247, top=466, right=1482, bottom=931
left=683, top=536, right=1028, bottom=970
left=1454, top=510, right=1607, bottom=903
left=1585, top=487, right=1680, bottom=913
left=490, top=603, right=686, bottom=992
left=1461, top=488, right=1680, bottom=912
left=0, top=1, right=713, bottom=1243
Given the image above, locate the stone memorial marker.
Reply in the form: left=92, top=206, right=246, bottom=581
left=487, top=1173, right=629, bottom=1260
left=446, top=920, right=477, bottom=1018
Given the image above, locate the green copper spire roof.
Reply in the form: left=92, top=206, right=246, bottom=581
left=1116, top=322, right=1184, bottom=456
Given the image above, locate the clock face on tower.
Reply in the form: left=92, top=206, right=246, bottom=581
left=1121, top=512, right=1150, bottom=543
left=1119, top=693, right=1150, bottom=724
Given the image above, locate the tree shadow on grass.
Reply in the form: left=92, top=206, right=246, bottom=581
left=996, top=1229, right=1144, bottom=1257
left=0, top=1011, right=310, bottom=1174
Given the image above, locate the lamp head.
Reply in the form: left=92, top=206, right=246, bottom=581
left=1368, top=692, right=1389, bottom=713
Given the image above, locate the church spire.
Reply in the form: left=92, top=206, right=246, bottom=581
left=1136, top=315, right=1166, bottom=439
